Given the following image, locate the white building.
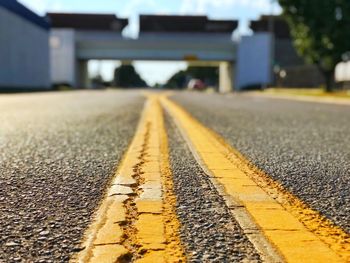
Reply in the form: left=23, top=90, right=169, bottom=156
left=0, top=0, right=50, bottom=90
left=47, top=13, right=128, bottom=87
left=335, top=61, right=350, bottom=85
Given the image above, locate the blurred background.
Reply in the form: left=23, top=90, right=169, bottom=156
left=0, top=0, right=349, bottom=93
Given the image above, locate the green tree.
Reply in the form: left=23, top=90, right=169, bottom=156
left=113, top=64, right=148, bottom=88
left=165, top=70, right=187, bottom=89
left=278, top=0, right=350, bottom=91
left=187, top=66, right=219, bottom=86
left=165, top=66, right=218, bottom=89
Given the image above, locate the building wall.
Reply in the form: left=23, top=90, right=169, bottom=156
left=275, top=39, right=304, bottom=67
left=276, top=65, right=325, bottom=87
left=50, top=29, right=76, bottom=86
left=236, top=33, right=272, bottom=89
left=0, top=7, right=50, bottom=89
left=274, top=39, right=324, bottom=87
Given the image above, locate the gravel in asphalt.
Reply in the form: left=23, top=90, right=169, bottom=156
left=166, top=113, right=262, bottom=263
left=172, top=92, right=350, bottom=233
left=0, top=90, right=144, bottom=262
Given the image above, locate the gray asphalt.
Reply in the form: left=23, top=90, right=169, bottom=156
left=172, top=92, right=350, bottom=233
left=1, top=89, right=349, bottom=262
left=166, top=114, right=261, bottom=263
left=0, top=90, right=144, bottom=262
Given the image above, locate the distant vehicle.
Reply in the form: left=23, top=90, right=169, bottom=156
left=188, top=79, right=206, bottom=91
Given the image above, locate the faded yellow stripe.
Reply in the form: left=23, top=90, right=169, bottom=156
left=71, top=95, right=185, bottom=263
left=161, top=95, right=350, bottom=263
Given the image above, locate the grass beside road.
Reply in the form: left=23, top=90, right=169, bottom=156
left=261, top=88, right=350, bottom=99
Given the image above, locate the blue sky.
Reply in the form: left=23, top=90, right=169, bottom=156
left=19, top=0, right=281, bottom=85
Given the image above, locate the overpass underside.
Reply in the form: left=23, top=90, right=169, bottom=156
left=52, top=29, right=236, bottom=92
left=75, top=32, right=237, bottom=92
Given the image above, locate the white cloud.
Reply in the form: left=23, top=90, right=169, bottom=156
left=120, top=0, right=158, bottom=17
left=179, top=0, right=281, bottom=36
left=180, top=0, right=279, bottom=15
left=18, top=0, right=63, bottom=15
left=120, top=0, right=170, bottom=38
left=120, top=0, right=156, bottom=38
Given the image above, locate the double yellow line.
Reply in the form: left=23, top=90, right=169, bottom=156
left=72, top=93, right=350, bottom=263
left=73, top=95, right=185, bottom=263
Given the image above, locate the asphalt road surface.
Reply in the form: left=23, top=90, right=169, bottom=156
left=0, top=90, right=349, bottom=262
left=0, top=91, right=144, bottom=262
left=166, top=114, right=261, bottom=262
left=172, top=92, right=350, bottom=233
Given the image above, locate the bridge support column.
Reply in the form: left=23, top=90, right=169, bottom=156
left=77, top=60, right=90, bottom=88
left=219, top=62, right=235, bottom=93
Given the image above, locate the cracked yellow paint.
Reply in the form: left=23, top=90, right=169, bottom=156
left=72, top=95, right=185, bottom=263
left=136, top=214, right=166, bottom=248
left=88, top=244, right=129, bottom=263
left=135, top=251, right=166, bottom=263
left=93, top=199, right=126, bottom=245
left=131, top=95, right=185, bottom=262
left=136, top=200, right=163, bottom=214
left=143, top=172, right=162, bottom=182
left=161, top=95, right=350, bottom=263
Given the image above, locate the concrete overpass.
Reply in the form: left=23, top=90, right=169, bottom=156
left=48, top=14, right=238, bottom=92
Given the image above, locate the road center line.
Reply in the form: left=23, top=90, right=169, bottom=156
left=161, top=95, right=350, bottom=263
left=72, top=95, right=185, bottom=263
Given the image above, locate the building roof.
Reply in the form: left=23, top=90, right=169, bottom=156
left=250, top=15, right=291, bottom=39
left=46, top=13, right=128, bottom=31
left=0, top=0, right=50, bottom=30
left=140, top=15, right=238, bottom=33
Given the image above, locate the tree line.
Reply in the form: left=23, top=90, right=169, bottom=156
left=278, top=0, right=350, bottom=91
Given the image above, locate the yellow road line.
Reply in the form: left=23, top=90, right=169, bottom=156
left=161, top=95, right=350, bottom=263
left=72, top=95, right=185, bottom=263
